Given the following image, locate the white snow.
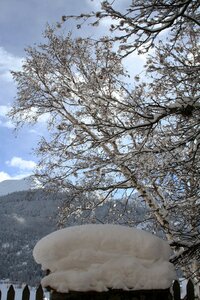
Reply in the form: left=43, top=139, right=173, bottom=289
left=0, top=177, right=33, bottom=196
left=33, top=224, right=176, bottom=293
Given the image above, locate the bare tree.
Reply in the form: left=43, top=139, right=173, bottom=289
left=10, top=23, right=200, bottom=280
left=63, top=0, right=200, bottom=56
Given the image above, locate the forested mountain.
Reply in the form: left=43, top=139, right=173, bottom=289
left=0, top=187, right=148, bottom=286
left=0, top=177, right=33, bottom=197
left=0, top=189, right=64, bottom=286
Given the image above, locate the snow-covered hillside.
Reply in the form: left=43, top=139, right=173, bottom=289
left=0, top=177, right=33, bottom=196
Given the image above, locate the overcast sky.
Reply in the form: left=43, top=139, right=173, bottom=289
left=0, top=0, right=145, bottom=182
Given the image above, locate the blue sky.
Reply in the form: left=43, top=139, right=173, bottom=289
left=0, top=0, right=145, bottom=182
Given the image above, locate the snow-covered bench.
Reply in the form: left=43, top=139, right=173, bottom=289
left=33, top=224, right=176, bottom=300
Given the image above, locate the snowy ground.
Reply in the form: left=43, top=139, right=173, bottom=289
left=0, top=283, right=49, bottom=300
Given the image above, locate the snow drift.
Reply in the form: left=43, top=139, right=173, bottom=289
left=33, top=224, right=176, bottom=292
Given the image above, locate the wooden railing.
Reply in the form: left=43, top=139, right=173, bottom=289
left=0, top=280, right=198, bottom=300
left=0, top=284, right=44, bottom=300
left=173, top=280, right=196, bottom=300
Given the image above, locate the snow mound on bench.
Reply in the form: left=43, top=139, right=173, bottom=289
left=33, top=224, right=176, bottom=292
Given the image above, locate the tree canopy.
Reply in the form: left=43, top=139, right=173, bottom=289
left=63, top=0, right=200, bottom=55
left=10, top=0, right=200, bottom=281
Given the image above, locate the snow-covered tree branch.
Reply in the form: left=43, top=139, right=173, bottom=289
left=63, top=0, right=199, bottom=56
left=10, top=1, right=199, bottom=282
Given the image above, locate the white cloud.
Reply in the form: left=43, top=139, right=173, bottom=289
left=0, top=105, right=15, bottom=128
left=86, top=0, right=101, bottom=10
left=100, top=17, right=119, bottom=28
left=0, top=119, right=15, bottom=128
left=6, top=156, right=36, bottom=170
left=0, top=105, right=11, bottom=116
left=18, top=107, right=50, bottom=124
left=0, top=171, right=11, bottom=182
left=122, top=45, right=155, bottom=79
left=38, top=112, right=50, bottom=123
left=0, top=105, right=50, bottom=129
left=0, top=47, right=23, bottom=82
left=0, top=171, right=33, bottom=183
